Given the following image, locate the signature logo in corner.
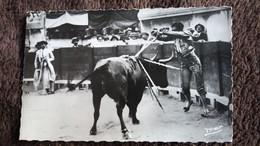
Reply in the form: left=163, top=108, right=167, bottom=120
left=204, top=125, right=223, bottom=136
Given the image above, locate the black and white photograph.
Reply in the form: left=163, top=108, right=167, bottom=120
left=20, top=7, right=232, bottom=142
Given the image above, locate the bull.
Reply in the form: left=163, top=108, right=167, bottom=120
left=68, top=52, right=173, bottom=139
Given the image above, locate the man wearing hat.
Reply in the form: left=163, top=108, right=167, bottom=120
left=125, top=27, right=133, bottom=36
left=159, top=22, right=210, bottom=116
left=120, top=27, right=134, bottom=41
left=71, top=37, right=79, bottom=47
left=192, top=23, right=208, bottom=42
left=102, top=27, right=112, bottom=41
left=140, top=32, right=149, bottom=40
left=34, top=40, right=56, bottom=95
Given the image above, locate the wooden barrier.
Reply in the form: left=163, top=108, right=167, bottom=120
left=23, top=41, right=231, bottom=97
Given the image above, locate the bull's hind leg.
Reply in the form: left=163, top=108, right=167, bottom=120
left=90, top=94, right=104, bottom=135
left=117, top=97, right=131, bottom=139
left=90, top=76, right=105, bottom=135
left=90, top=75, right=105, bottom=135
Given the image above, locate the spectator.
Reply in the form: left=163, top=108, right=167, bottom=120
left=120, top=27, right=132, bottom=42
left=83, top=26, right=92, bottom=40
left=71, top=37, right=79, bottom=47
left=92, top=30, right=99, bottom=39
left=125, top=27, right=132, bottom=36
left=134, top=27, right=141, bottom=39
left=192, top=23, right=208, bottom=42
left=102, top=27, right=111, bottom=41
left=109, top=29, right=121, bottom=41
left=97, top=35, right=105, bottom=42
left=140, top=32, right=149, bottom=40
left=129, top=31, right=139, bottom=40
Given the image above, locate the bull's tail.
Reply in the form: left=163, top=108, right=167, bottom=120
left=67, top=64, right=107, bottom=91
left=67, top=72, right=93, bottom=91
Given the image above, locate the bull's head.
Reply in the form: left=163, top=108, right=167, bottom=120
left=142, top=51, right=174, bottom=88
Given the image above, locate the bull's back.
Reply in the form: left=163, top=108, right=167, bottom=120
left=94, top=57, right=144, bottom=81
left=92, top=57, right=145, bottom=101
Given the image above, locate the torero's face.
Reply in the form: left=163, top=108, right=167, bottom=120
left=179, top=38, right=189, bottom=49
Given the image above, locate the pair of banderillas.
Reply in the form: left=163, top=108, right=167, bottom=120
left=136, top=58, right=165, bottom=112
left=134, top=34, right=178, bottom=112
left=135, top=35, right=180, bottom=111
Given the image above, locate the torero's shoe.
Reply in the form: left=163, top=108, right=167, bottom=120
left=201, top=109, right=210, bottom=117
left=47, top=91, right=55, bottom=94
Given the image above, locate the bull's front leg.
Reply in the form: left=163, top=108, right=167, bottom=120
left=131, top=105, right=140, bottom=124
left=116, top=99, right=131, bottom=139
left=127, top=104, right=139, bottom=124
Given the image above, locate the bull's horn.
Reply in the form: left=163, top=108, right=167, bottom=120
left=159, top=50, right=174, bottom=63
left=150, top=51, right=159, bottom=61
